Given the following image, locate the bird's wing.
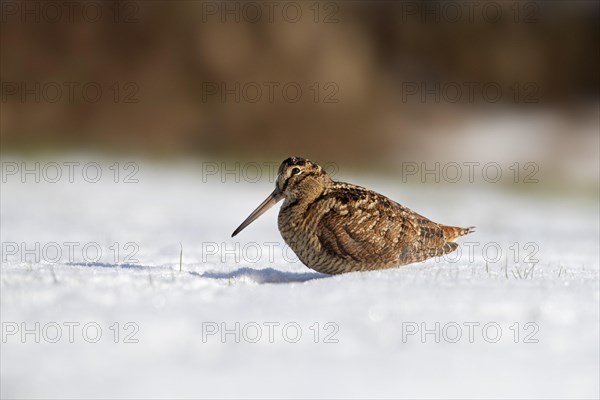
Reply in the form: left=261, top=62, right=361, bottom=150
left=315, top=189, right=426, bottom=263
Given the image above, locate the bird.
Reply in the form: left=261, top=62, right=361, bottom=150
left=232, top=157, right=474, bottom=275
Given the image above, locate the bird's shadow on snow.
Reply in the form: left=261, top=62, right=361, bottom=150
left=66, top=261, right=148, bottom=270
left=192, top=267, right=328, bottom=284
left=66, top=262, right=328, bottom=284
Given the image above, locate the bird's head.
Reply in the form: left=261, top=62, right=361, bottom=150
left=231, top=157, right=331, bottom=237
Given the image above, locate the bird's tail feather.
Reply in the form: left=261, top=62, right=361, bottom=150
left=441, top=225, right=475, bottom=242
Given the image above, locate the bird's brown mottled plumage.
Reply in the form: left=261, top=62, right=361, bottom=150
left=232, top=157, right=474, bottom=274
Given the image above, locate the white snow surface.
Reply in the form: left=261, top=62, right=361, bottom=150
left=1, top=157, right=599, bottom=399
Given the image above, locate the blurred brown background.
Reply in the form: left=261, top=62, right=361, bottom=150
left=1, top=1, right=598, bottom=180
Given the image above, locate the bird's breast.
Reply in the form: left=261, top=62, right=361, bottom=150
left=277, top=197, right=330, bottom=266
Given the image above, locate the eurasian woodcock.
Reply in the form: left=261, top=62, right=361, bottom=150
left=232, top=157, right=474, bottom=274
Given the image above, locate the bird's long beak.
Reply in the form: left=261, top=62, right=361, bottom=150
left=231, top=188, right=284, bottom=237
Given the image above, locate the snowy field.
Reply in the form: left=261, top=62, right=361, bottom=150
left=1, top=156, right=599, bottom=399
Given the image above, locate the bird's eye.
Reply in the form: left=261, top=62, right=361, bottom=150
left=291, top=167, right=301, bottom=175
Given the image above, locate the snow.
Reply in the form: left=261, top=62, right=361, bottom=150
left=1, top=157, right=599, bottom=399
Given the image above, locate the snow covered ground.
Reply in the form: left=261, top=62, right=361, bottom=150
left=1, top=156, right=598, bottom=399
